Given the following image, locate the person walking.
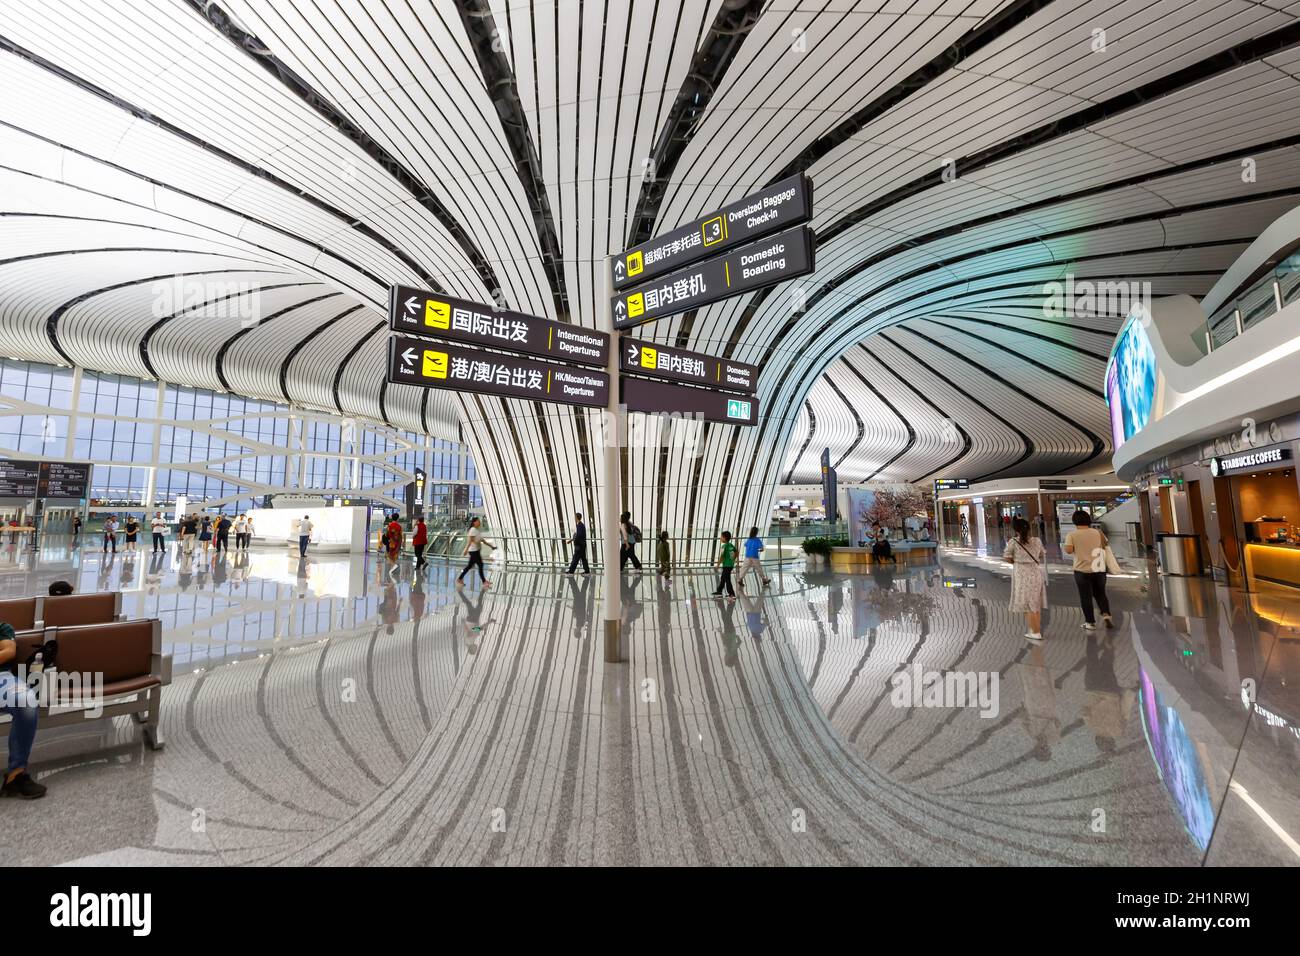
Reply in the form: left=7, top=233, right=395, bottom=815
left=564, top=512, right=590, bottom=575
left=101, top=514, right=118, bottom=553
left=150, top=511, right=167, bottom=553
left=199, top=516, right=213, bottom=554
left=1064, top=510, right=1114, bottom=631
left=1004, top=516, right=1048, bottom=642
left=619, top=511, right=642, bottom=572
left=712, top=530, right=738, bottom=600
left=123, top=515, right=139, bottom=553
left=457, top=517, right=491, bottom=587
left=215, top=512, right=232, bottom=554
left=242, top=514, right=255, bottom=549
left=412, top=516, right=429, bottom=569
left=385, top=513, right=404, bottom=567
left=298, top=514, right=313, bottom=557
left=71, top=514, right=82, bottom=541
left=656, top=530, right=672, bottom=584
left=735, top=526, right=771, bottom=591
left=180, top=512, right=198, bottom=556
left=232, top=513, right=247, bottom=550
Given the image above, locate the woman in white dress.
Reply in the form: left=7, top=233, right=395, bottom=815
left=1004, top=516, right=1047, bottom=642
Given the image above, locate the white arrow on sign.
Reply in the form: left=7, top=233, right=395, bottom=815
left=401, top=348, right=418, bottom=366
left=626, top=344, right=638, bottom=363
left=614, top=260, right=625, bottom=279
left=405, top=296, right=420, bottom=315
left=615, top=300, right=626, bottom=317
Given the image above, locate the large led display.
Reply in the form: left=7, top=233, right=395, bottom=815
left=1105, top=311, right=1157, bottom=448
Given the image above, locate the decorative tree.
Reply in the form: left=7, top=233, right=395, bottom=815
left=861, top=486, right=927, bottom=531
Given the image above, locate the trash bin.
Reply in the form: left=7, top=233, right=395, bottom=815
left=1126, top=521, right=1142, bottom=543
left=1157, top=532, right=1201, bottom=576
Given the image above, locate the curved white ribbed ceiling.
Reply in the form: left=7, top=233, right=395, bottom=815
left=3, top=0, right=1300, bottom=502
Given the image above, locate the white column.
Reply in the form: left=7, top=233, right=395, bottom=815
left=64, top=365, right=82, bottom=460
left=601, top=254, right=622, bottom=658
left=144, top=378, right=166, bottom=508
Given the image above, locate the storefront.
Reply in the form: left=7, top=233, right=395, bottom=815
left=1210, top=442, right=1300, bottom=590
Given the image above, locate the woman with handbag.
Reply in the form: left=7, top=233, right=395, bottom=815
left=1004, top=516, right=1047, bottom=641
left=1064, top=510, right=1114, bottom=631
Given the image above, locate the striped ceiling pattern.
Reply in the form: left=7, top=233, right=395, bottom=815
left=2, top=1, right=1300, bottom=534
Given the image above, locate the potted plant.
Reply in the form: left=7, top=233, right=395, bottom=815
left=801, top=536, right=832, bottom=567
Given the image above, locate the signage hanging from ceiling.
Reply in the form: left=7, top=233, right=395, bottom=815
left=388, top=286, right=609, bottom=368
left=1038, top=479, right=1068, bottom=491
left=611, top=226, right=815, bottom=329
left=612, top=174, right=814, bottom=290
left=621, top=376, right=759, bottom=426
left=618, top=336, right=759, bottom=394
left=0, top=460, right=91, bottom=499
left=387, top=336, right=610, bottom=409
left=934, top=479, right=970, bottom=491
left=1209, top=443, right=1293, bottom=477
left=38, top=462, right=91, bottom=499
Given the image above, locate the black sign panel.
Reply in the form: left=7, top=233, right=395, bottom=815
left=0, top=460, right=39, bottom=497
left=612, top=226, right=815, bottom=329
left=934, top=479, right=970, bottom=491
left=388, top=286, right=609, bottom=368
left=387, top=336, right=609, bottom=409
left=622, top=377, right=759, bottom=426
left=1038, top=479, right=1068, bottom=491
left=613, top=174, right=813, bottom=290
left=1210, top=443, right=1293, bottom=476
left=619, top=337, right=758, bottom=394
left=38, top=462, right=90, bottom=499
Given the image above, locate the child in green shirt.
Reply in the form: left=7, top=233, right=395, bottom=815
left=712, top=531, right=737, bottom=599
left=656, top=531, right=672, bottom=583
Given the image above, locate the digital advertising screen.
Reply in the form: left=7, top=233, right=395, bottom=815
left=1106, top=312, right=1158, bottom=445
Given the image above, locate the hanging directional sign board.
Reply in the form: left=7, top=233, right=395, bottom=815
left=388, top=286, right=609, bottom=368
left=38, top=462, right=91, bottom=499
left=612, top=174, right=813, bottom=290
left=0, top=459, right=40, bottom=497
left=619, top=336, right=759, bottom=395
left=387, top=336, right=609, bottom=409
left=622, top=377, right=759, bottom=426
left=612, top=226, right=815, bottom=330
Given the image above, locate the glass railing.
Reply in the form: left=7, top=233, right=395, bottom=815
left=1198, top=252, right=1299, bottom=354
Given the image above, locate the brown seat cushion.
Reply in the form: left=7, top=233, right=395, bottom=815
left=0, top=597, right=38, bottom=631
left=43, top=592, right=118, bottom=627
left=52, top=620, right=153, bottom=684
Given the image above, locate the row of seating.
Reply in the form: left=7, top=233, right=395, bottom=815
left=2, top=592, right=170, bottom=751
left=0, top=591, right=124, bottom=630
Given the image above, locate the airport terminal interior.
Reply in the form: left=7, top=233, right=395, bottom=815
left=1, top=0, right=1298, bottom=869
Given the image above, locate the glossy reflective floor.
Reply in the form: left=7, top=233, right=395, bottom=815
left=1, top=536, right=1296, bottom=866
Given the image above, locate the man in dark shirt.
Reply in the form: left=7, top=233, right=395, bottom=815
left=214, top=514, right=233, bottom=554
left=564, top=512, right=590, bottom=575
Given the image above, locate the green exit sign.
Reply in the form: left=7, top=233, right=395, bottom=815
left=1159, top=477, right=1175, bottom=485
left=726, top=398, right=751, bottom=420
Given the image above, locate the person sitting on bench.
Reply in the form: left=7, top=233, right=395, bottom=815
left=0, top=621, right=47, bottom=799
left=871, top=524, right=894, bottom=564
left=48, top=580, right=73, bottom=596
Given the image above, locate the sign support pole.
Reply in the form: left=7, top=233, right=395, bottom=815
left=935, top=484, right=944, bottom=548
left=601, top=254, right=623, bottom=663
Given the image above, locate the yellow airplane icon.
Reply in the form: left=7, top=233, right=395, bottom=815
left=422, top=349, right=449, bottom=379
left=424, top=300, right=451, bottom=329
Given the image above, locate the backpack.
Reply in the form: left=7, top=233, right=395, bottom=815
left=630, top=524, right=642, bottom=544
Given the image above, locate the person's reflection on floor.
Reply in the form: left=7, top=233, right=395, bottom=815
left=1083, top=630, right=1138, bottom=755
left=457, top=587, right=493, bottom=654
left=176, top=552, right=193, bottom=591
left=827, top=579, right=844, bottom=635
left=211, top=552, right=227, bottom=588
left=96, top=551, right=114, bottom=591
left=408, top=577, right=425, bottom=624
left=740, top=591, right=765, bottom=643
left=148, top=548, right=166, bottom=577
left=718, top=596, right=741, bottom=667
left=120, top=551, right=135, bottom=589
left=379, top=581, right=400, bottom=635
left=1017, top=644, right=1060, bottom=761
left=565, top=572, right=591, bottom=638
left=619, top=574, right=642, bottom=637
